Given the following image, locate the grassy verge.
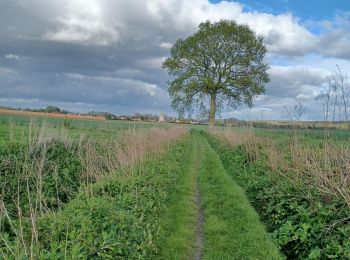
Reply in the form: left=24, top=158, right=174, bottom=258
left=197, top=132, right=282, bottom=260
left=0, top=121, right=186, bottom=215
left=206, top=131, right=350, bottom=259
left=1, top=134, right=193, bottom=259
left=157, top=131, right=198, bottom=259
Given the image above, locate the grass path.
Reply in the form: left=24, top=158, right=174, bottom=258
left=158, top=134, right=199, bottom=259
left=159, top=131, right=282, bottom=259
left=194, top=157, right=204, bottom=260
left=197, top=132, right=282, bottom=259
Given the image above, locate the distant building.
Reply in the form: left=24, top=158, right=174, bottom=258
left=159, top=113, right=165, bottom=122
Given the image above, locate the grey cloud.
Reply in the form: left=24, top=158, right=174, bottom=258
left=4, top=54, right=21, bottom=60
left=0, top=70, right=169, bottom=109
left=266, top=66, right=329, bottom=99
left=318, top=30, right=350, bottom=60
left=223, top=94, right=324, bottom=121
left=221, top=66, right=332, bottom=120
left=316, top=12, right=350, bottom=59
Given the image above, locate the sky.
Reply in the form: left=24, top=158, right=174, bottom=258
left=0, top=0, right=349, bottom=120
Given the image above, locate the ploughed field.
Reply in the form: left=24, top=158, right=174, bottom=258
left=0, top=115, right=349, bottom=259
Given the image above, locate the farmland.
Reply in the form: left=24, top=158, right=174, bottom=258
left=1, top=114, right=350, bottom=259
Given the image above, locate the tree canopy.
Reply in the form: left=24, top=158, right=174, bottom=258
left=162, top=20, right=270, bottom=126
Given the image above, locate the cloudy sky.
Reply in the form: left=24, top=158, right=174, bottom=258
left=0, top=0, right=349, bottom=120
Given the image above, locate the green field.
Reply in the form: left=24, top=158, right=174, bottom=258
left=1, top=114, right=350, bottom=259
left=0, top=113, right=174, bottom=131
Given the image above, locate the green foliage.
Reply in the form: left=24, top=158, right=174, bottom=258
left=63, top=116, right=73, bottom=128
left=104, top=112, right=115, bottom=120
left=207, top=133, right=350, bottom=259
left=0, top=141, right=82, bottom=217
left=45, top=105, right=61, bottom=113
left=163, top=20, right=269, bottom=122
left=1, top=135, right=192, bottom=259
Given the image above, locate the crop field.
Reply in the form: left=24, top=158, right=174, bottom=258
left=0, top=113, right=174, bottom=131
left=0, top=108, right=106, bottom=120
left=1, top=115, right=350, bottom=259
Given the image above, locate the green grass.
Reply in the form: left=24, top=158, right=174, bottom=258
left=0, top=115, right=169, bottom=146
left=207, top=131, right=350, bottom=259
left=158, top=131, right=283, bottom=260
left=197, top=132, right=282, bottom=260
left=0, top=114, right=197, bottom=146
left=254, top=127, right=350, bottom=147
left=0, top=113, right=192, bottom=133
left=0, top=114, right=147, bottom=129
left=157, top=132, right=198, bottom=259
left=1, top=134, right=193, bottom=259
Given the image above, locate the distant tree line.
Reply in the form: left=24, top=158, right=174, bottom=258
left=3, top=105, right=71, bottom=114
left=316, top=65, right=350, bottom=129
left=1, top=105, right=187, bottom=123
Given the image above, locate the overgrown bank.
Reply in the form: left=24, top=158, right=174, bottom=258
left=0, top=123, right=189, bottom=258
left=206, top=129, right=350, bottom=259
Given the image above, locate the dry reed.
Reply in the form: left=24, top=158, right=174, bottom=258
left=209, top=128, right=350, bottom=207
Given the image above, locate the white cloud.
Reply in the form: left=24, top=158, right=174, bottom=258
left=114, top=68, right=144, bottom=78
left=4, top=54, right=20, bottom=60
left=15, top=0, right=349, bottom=59
left=44, top=17, right=119, bottom=45
left=159, top=42, right=172, bottom=49
left=42, top=0, right=119, bottom=45
left=137, top=57, right=166, bottom=69
left=241, top=13, right=317, bottom=56
left=268, top=65, right=330, bottom=99
left=219, top=64, right=333, bottom=120
left=221, top=66, right=333, bottom=120
left=124, top=0, right=316, bottom=56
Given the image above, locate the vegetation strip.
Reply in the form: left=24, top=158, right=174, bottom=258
left=196, top=131, right=282, bottom=259
left=207, top=129, right=350, bottom=259
left=158, top=133, right=198, bottom=259
left=1, top=133, right=192, bottom=258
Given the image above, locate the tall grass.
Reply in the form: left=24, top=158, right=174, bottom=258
left=209, top=128, right=350, bottom=206
left=208, top=128, right=350, bottom=258
left=0, top=120, right=187, bottom=258
left=288, top=138, right=350, bottom=207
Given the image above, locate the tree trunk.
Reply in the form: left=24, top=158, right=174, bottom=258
left=209, top=94, right=216, bottom=127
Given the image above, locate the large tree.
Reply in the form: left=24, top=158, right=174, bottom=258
left=162, top=20, right=270, bottom=126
